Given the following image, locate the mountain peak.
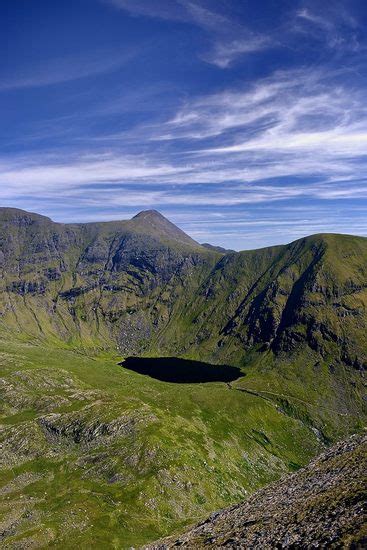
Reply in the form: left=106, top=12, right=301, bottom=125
left=132, top=209, right=164, bottom=221
left=130, top=210, right=199, bottom=248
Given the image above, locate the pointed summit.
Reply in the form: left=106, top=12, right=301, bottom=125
left=132, top=209, right=166, bottom=222
left=130, top=210, right=199, bottom=247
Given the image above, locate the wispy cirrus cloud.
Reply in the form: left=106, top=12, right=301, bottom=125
left=102, top=0, right=272, bottom=67
left=101, top=0, right=189, bottom=21
left=297, top=8, right=335, bottom=30
left=201, top=36, right=270, bottom=68
left=0, top=153, right=191, bottom=191
left=0, top=49, right=137, bottom=92
left=295, top=2, right=363, bottom=51
left=157, top=67, right=363, bottom=139
left=2, top=65, right=367, bottom=205
left=149, top=66, right=367, bottom=185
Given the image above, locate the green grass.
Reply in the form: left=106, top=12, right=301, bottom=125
left=0, top=338, right=323, bottom=548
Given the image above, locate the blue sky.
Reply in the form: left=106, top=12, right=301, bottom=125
left=1, top=0, right=367, bottom=249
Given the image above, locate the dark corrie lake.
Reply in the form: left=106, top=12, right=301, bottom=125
left=119, top=357, right=242, bottom=384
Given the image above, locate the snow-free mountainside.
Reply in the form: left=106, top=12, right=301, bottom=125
left=148, top=434, right=367, bottom=548
left=0, top=207, right=366, bottom=547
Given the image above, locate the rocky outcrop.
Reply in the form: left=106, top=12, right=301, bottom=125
left=38, top=410, right=138, bottom=447
left=149, top=433, right=367, bottom=549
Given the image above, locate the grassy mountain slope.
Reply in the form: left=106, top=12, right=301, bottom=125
left=0, top=207, right=366, bottom=547
left=0, top=339, right=320, bottom=548
left=153, top=232, right=367, bottom=440
left=158, top=233, right=367, bottom=366
left=0, top=208, right=218, bottom=351
left=149, top=433, right=367, bottom=548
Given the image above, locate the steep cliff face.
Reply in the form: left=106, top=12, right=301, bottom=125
left=149, top=433, right=367, bottom=549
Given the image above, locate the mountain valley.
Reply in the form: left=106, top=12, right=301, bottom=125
left=0, top=207, right=366, bottom=548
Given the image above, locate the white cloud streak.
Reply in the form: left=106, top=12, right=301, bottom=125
left=2, top=61, right=366, bottom=247
left=0, top=49, right=136, bottom=92
left=148, top=67, right=367, bottom=185
left=103, top=0, right=271, bottom=67
left=1, top=66, right=367, bottom=207
left=201, top=36, right=270, bottom=68
left=295, top=3, right=362, bottom=51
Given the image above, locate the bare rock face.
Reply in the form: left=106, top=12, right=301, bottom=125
left=148, top=433, right=367, bottom=549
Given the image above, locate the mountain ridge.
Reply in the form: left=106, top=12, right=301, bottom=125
left=1, top=206, right=365, bottom=252
left=1, top=207, right=366, bottom=376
